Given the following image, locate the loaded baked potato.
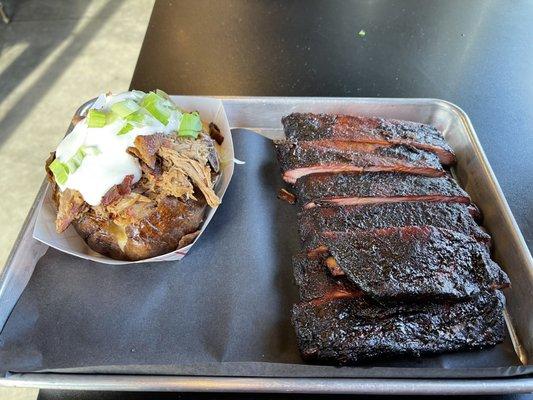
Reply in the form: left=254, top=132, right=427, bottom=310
left=45, top=90, right=223, bottom=261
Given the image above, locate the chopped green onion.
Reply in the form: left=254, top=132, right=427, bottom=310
left=141, top=91, right=172, bottom=125
left=49, top=147, right=94, bottom=185
left=118, top=123, right=134, bottom=135
left=81, top=146, right=101, bottom=156
left=178, top=111, right=202, bottom=139
left=125, top=111, right=146, bottom=125
left=130, top=90, right=146, bottom=101
left=87, top=109, right=107, bottom=128
left=177, top=131, right=199, bottom=139
left=155, top=89, right=170, bottom=100
left=140, top=91, right=164, bottom=107
left=65, top=148, right=85, bottom=173
left=106, top=111, right=120, bottom=125
left=145, top=102, right=170, bottom=125
left=49, top=159, right=69, bottom=185
left=111, top=99, right=140, bottom=118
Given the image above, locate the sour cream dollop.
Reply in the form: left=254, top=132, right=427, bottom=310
left=54, top=91, right=183, bottom=206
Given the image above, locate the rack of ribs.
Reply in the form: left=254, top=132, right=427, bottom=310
left=274, top=113, right=509, bottom=365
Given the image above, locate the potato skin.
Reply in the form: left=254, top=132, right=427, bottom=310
left=73, top=196, right=207, bottom=261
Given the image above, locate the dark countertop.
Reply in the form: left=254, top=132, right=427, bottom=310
left=131, top=0, right=533, bottom=251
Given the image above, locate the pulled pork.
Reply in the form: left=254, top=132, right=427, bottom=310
left=127, top=133, right=165, bottom=169
left=134, top=133, right=220, bottom=206
left=158, top=143, right=220, bottom=208
left=55, top=189, right=87, bottom=232
left=50, top=130, right=221, bottom=233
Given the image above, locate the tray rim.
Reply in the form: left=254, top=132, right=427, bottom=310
left=1, top=95, right=531, bottom=393
left=1, top=373, right=533, bottom=394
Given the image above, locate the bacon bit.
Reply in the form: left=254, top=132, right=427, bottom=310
left=306, top=245, right=329, bottom=259
left=101, top=175, right=134, bottom=206
left=209, top=122, right=224, bottom=145
left=71, top=115, right=84, bottom=126
left=277, top=188, right=296, bottom=204
left=325, top=256, right=345, bottom=277
left=127, top=133, right=165, bottom=169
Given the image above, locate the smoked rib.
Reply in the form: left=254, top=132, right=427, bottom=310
left=317, top=227, right=509, bottom=302
left=292, top=290, right=505, bottom=364
left=299, top=202, right=490, bottom=246
left=291, top=252, right=507, bottom=364
left=294, top=172, right=470, bottom=209
left=272, top=113, right=509, bottom=365
left=275, top=140, right=444, bottom=183
left=282, top=113, right=456, bottom=165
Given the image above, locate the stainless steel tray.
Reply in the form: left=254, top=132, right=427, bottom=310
left=0, top=96, right=532, bottom=394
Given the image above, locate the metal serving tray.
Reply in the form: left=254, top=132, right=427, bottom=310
left=0, top=97, right=532, bottom=394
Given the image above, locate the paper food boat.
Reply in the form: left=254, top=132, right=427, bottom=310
left=33, top=96, right=234, bottom=265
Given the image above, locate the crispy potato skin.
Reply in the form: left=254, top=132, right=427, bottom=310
left=73, top=196, right=207, bottom=261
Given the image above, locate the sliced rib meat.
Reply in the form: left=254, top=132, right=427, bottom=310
left=295, top=172, right=470, bottom=209
left=293, top=253, right=361, bottom=302
left=319, top=227, right=509, bottom=302
left=299, top=202, right=490, bottom=247
left=292, top=290, right=505, bottom=365
left=282, top=113, right=456, bottom=165
left=275, top=140, right=444, bottom=183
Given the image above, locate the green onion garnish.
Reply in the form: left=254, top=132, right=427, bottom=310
left=178, top=111, right=202, bottom=139
left=65, top=148, right=85, bottom=173
left=125, top=111, right=146, bottom=125
left=155, top=89, right=170, bottom=100
left=87, top=109, right=107, bottom=128
left=140, top=91, right=164, bottom=107
left=111, top=99, right=140, bottom=118
left=81, top=146, right=101, bottom=156
left=130, top=90, right=146, bottom=101
left=106, top=111, right=119, bottom=125
left=49, top=159, right=69, bottom=185
left=118, top=123, right=134, bottom=135
left=145, top=102, right=170, bottom=125
left=141, top=92, right=172, bottom=125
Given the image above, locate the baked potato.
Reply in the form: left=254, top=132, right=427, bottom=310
left=45, top=90, right=222, bottom=261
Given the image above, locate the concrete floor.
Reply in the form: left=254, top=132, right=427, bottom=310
left=0, top=0, right=154, bottom=397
